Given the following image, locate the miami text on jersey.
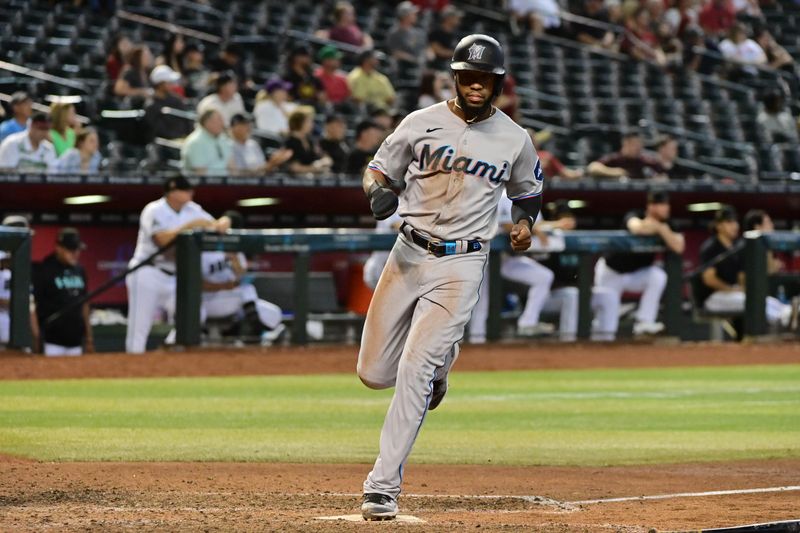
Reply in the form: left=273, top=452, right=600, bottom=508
left=419, top=143, right=508, bottom=183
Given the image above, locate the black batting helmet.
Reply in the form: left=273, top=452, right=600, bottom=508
left=450, top=34, right=505, bottom=97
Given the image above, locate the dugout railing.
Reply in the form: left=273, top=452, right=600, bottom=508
left=0, top=226, right=32, bottom=349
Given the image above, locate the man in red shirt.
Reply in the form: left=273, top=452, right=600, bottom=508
left=698, top=0, right=736, bottom=38
left=314, top=45, right=351, bottom=105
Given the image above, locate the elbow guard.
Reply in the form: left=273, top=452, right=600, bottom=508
left=511, top=196, right=542, bottom=227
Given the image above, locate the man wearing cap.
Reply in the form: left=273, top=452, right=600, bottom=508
left=427, top=5, right=463, bottom=69
left=387, top=2, right=427, bottom=65
left=144, top=65, right=192, bottom=142
left=694, top=206, right=793, bottom=327
left=594, top=191, right=685, bottom=337
left=314, top=45, right=351, bottom=105
left=181, top=109, right=233, bottom=176
left=347, top=51, right=396, bottom=111
left=0, top=113, right=57, bottom=173
left=31, top=228, right=93, bottom=356
left=126, top=176, right=231, bottom=353
left=0, top=92, right=33, bottom=143
left=229, top=113, right=293, bottom=175
left=196, top=71, right=246, bottom=126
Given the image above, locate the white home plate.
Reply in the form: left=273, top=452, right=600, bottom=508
left=316, top=514, right=426, bottom=523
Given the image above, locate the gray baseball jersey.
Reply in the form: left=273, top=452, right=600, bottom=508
left=358, top=101, right=545, bottom=503
left=367, top=101, right=543, bottom=242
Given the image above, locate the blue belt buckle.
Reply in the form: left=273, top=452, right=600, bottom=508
left=445, top=242, right=456, bottom=255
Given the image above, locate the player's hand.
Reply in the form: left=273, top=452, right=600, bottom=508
left=214, top=216, right=232, bottom=233
left=367, top=183, right=398, bottom=220
left=510, top=222, right=532, bottom=252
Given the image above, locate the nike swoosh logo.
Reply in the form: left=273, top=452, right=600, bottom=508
left=426, top=127, right=443, bottom=133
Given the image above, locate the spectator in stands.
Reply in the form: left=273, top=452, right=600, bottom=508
left=695, top=206, right=792, bottom=327
left=531, top=129, right=584, bottom=179
left=370, top=108, right=394, bottom=134
left=698, top=0, right=736, bottom=38
left=32, top=228, right=93, bottom=356
left=719, top=23, right=767, bottom=80
left=595, top=191, right=684, bottom=337
left=654, top=134, right=693, bottom=179
left=314, top=46, right=351, bottom=106
left=588, top=131, right=666, bottom=179
left=497, top=73, right=521, bottom=122
left=345, top=120, right=383, bottom=175
left=573, top=0, right=617, bottom=50
left=114, top=44, right=154, bottom=100
left=664, top=0, right=699, bottom=37
left=197, top=72, right=246, bottom=126
left=347, top=50, right=396, bottom=111
left=284, top=106, right=333, bottom=176
left=181, top=109, right=232, bottom=176
left=319, top=114, right=350, bottom=174
left=209, top=43, right=253, bottom=91
left=54, top=128, right=101, bottom=174
left=508, top=0, right=562, bottom=36
left=387, top=2, right=427, bottom=65
left=0, top=92, right=32, bottom=143
left=317, top=1, right=374, bottom=49
left=0, top=113, right=57, bottom=173
left=620, top=8, right=666, bottom=65
left=182, top=42, right=210, bottom=99
left=418, top=71, right=446, bottom=109
left=428, top=5, right=463, bottom=70
left=283, top=45, right=326, bottom=107
left=682, top=24, right=721, bottom=74
left=656, top=21, right=684, bottom=68
left=49, top=102, right=78, bottom=157
left=412, top=0, right=450, bottom=11
left=254, top=79, right=297, bottom=137
left=757, top=89, right=799, bottom=143
left=144, top=65, right=193, bottom=142
left=106, top=33, right=132, bottom=82
left=156, top=33, right=185, bottom=77
left=744, top=209, right=783, bottom=274
left=229, top=113, right=293, bottom=176
left=754, top=29, right=795, bottom=72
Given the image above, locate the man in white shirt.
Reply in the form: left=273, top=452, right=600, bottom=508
left=719, top=23, right=767, bottom=77
left=125, top=175, right=231, bottom=353
left=0, top=113, right=57, bottom=173
left=229, top=113, right=293, bottom=175
left=196, top=72, right=246, bottom=126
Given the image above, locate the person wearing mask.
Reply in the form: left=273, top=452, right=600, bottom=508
left=0, top=92, right=33, bottom=143
left=54, top=128, right=102, bottom=174
left=228, top=113, right=293, bottom=175
left=345, top=120, right=384, bottom=175
left=114, top=44, right=154, bottom=100
left=0, top=113, right=57, bottom=172
left=144, top=65, right=193, bottom=141
left=594, top=191, right=685, bottom=337
left=319, top=114, right=350, bottom=174
left=347, top=50, right=396, bottom=111
left=197, top=71, right=246, bottom=126
left=181, top=109, right=233, bottom=175
left=49, top=102, right=79, bottom=156
left=284, top=106, right=332, bottom=176
left=32, top=228, right=94, bottom=356
left=253, top=79, right=297, bottom=136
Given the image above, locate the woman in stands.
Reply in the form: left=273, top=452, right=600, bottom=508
left=106, top=33, right=132, bottom=82
left=54, top=128, right=102, bottom=174
left=316, top=1, right=374, bottom=49
left=283, top=106, right=333, bottom=176
left=49, top=102, right=78, bottom=157
left=157, top=34, right=185, bottom=75
left=114, top=45, right=154, bottom=101
left=254, top=79, right=297, bottom=136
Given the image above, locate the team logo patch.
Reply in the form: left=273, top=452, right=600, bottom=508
left=467, top=43, right=486, bottom=61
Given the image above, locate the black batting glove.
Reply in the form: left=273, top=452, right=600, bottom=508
left=367, top=182, right=398, bottom=220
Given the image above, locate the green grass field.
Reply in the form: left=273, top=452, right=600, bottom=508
left=0, top=365, right=798, bottom=465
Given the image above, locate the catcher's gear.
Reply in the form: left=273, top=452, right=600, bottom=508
left=450, top=34, right=506, bottom=98
left=367, top=181, right=399, bottom=220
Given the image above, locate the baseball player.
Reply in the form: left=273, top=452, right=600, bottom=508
left=357, top=34, right=543, bottom=520
left=201, top=210, right=285, bottom=343
left=126, top=176, right=230, bottom=353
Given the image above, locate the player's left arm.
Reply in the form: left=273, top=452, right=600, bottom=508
left=507, top=133, right=544, bottom=252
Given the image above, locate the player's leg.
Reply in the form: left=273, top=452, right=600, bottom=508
left=546, top=286, right=578, bottom=341
left=704, top=290, right=745, bottom=313
left=593, top=258, right=625, bottom=338
left=625, top=266, right=667, bottom=332
left=363, top=252, right=485, bottom=501
left=363, top=252, right=390, bottom=291
left=765, top=296, right=792, bottom=326
left=125, top=266, right=166, bottom=354
left=590, top=287, right=620, bottom=341
left=467, top=261, right=490, bottom=343
left=0, top=311, right=9, bottom=345
left=501, top=256, right=554, bottom=332
left=357, top=237, right=418, bottom=389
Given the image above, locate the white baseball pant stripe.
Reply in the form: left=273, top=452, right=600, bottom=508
left=125, top=265, right=176, bottom=354
left=594, top=258, right=667, bottom=326
left=44, top=343, right=82, bottom=356
left=203, top=284, right=282, bottom=329
left=704, top=290, right=789, bottom=324
left=358, top=234, right=487, bottom=499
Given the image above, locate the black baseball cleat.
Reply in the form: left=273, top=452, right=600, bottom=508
left=361, top=493, right=398, bottom=521
left=428, top=377, right=448, bottom=411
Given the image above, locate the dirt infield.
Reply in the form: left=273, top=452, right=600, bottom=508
left=1, top=342, right=799, bottom=532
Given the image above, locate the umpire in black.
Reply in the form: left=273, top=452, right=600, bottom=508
left=33, top=228, right=94, bottom=356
